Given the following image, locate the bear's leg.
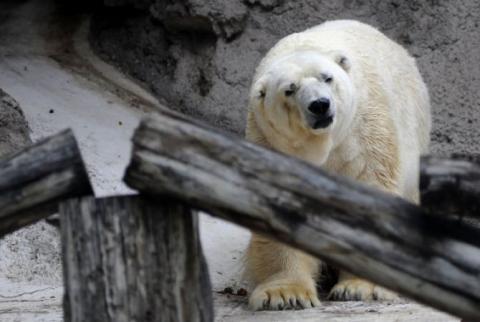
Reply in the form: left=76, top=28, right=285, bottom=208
left=246, top=233, right=321, bottom=310
left=328, top=271, right=399, bottom=301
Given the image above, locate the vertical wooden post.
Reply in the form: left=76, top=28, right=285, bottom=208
left=60, top=196, right=213, bottom=322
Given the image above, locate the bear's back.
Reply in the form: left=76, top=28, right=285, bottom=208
left=313, top=20, right=431, bottom=202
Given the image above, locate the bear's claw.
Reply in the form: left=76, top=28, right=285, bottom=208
left=249, top=278, right=321, bottom=310
left=328, top=279, right=398, bottom=301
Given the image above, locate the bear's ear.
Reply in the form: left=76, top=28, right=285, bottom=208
left=248, top=75, right=269, bottom=112
left=251, top=75, right=269, bottom=102
left=333, top=52, right=351, bottom=72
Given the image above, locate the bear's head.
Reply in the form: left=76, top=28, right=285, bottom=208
left=250, top=50, right=356, bottom=150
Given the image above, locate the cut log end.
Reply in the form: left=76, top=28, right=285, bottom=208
left=0, top=129, right=93, bottom=237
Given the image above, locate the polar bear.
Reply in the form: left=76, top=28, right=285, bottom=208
left=244, top=20, right=431, bottom=310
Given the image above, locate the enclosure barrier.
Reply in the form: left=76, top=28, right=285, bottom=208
left=0, top=129, right=92, bottom=236
left=1, top=110, right=480, bottom=321
left=60, top=196, right=213, bottom=322
left=420, top=155, right=480, bottom=219
left=124, top=110, right=480, bottom=321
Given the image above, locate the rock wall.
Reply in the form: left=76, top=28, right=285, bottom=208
left=0, top=89, right=31, bottom=156
left=90, top=0, right=480, bottom=156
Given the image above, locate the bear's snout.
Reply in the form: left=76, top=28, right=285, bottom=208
left=308, top=98, right=330, bottom=116
left=307, top=98, right=334, bottom=130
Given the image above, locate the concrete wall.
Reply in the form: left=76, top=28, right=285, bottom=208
left=90, top=0, right=480, bottom=156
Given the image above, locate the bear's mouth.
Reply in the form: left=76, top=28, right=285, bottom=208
left=312, top=116, right=333, bottom=129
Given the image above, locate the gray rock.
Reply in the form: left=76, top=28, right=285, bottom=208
left=90, top=0, right=480, bottom=157
left=244, top=0, right=285, bottom=11
left=0, top=88, right=31, bottom=157
left=151, top=0, right=248, bottom=40
left=0, top=89, right=62, bottom=284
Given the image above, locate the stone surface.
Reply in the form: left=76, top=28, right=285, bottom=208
left=90, top=0, right=480, bottom=157
left=0, top=88, right=31, bottom=157
left=0, top=88, right=63, bottom=285
left=213, top=293, right=457, bottom=322
left=151, top=0, right=249, bottom=40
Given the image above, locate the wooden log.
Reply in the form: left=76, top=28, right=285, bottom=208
left=0, top=129, right=93, bottom=236
left=421, top=156, right=480, bottom=219
left=60, top=196, right=213, bottom=322
left=125, top=112, right=480, bottom=321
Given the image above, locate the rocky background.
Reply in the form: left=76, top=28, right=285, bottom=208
left=0, top=89, right=31, bottom=155
left=0, top=89, right=62, bottom=284
left=89, top=0, right=480, bottom=156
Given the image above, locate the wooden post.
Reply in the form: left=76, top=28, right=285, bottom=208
left=421, top=156, right=480, bottom=218
left=0, top=129, right=93, bottom=236
left=60, top=196, right=213, bottom=322
left=125, top=112, right=480, bottom=321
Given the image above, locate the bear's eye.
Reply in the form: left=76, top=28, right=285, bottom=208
left=285, top=83, right=297, bottom=97
left=324, top=75, right=333, bottom=83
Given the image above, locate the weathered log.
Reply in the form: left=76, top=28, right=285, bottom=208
left=60, top=196, right=213, bottom=322
left=421, top=156, right=480, bottom=219
left=125, top=112, right=480, bottom=321
left=0, top=129, right=93, bottom=236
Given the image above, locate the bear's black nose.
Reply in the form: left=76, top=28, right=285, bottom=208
left=308, top=98, right=330, bottom=115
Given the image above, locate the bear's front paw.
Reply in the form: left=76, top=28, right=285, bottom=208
left=328, top=279, right=398, bottom=301
left=249, top=277, right=320, bottom=310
